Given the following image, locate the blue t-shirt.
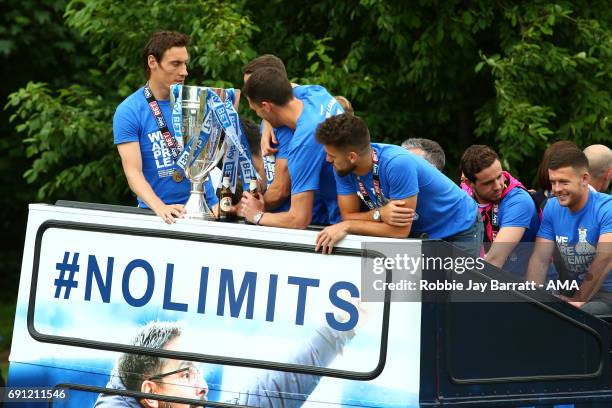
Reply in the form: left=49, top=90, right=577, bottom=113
left=537, top=190, right=612, bottom=291
left=275, top=85, right=343, bottom=225
left=497, top=187, right=541, bottom=276
left=113, top=87, right=218, bottom=209
left=335, top=143, right=478, bottom=239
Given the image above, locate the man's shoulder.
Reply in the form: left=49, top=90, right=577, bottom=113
left=502, top=186, right=536, bottom=209
left=274, top=126, right=293, bottom=146
left=592, top=191, right=612, bottom=209
left=376, top=143, right=415, bottom=167
left=94, top=376, right=141, bottom=408
left=115, top=87, right=146, bottom=116
left=289, top=114, right=323, bottom=152
left=542, top=197, right=564, bottom=219
left=591, top=191, right=612, bottom=222
left=293, top=84, right=330, bottom=100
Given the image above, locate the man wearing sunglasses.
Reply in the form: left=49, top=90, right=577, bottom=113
left=94, top=320, right=354, bottom=407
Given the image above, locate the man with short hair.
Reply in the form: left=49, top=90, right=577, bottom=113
left=584, top=144, right=612, bottom=193
left=401, top=138, right=446, bottom=171
left=94, top=322, right=206, bottom=408
left=526, top=146, right=612, bottom=315
left=314, top=114, right=482, bottom=256
left=94, top=321, right=354, bottom=407
left=242, top=54, right=288, bottom=83
left=114, top=31, right=218, bottom=224
left=242, top=55, right=292, bottom=213
left=240, top=67, right=343, bottom=228
left=460, top=145, right=540, bottom=275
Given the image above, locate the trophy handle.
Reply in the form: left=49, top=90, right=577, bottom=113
left=203, top=140, right=227, bottom=176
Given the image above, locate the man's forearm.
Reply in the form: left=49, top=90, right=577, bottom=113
left=574, top=252, right=612, bottom=302
left=525, top=256, right=550, bottom=284
left=342, top=209, right=375, bottom=221
left=344, top=219, right=409, bottom=239
left=263, top=182, right=289, bottom=211
left=259, top=210, right=310, bottom=230
left=342, top=210, right=413, bottom=236
left=125, top=171, right=166, bottom=211
left=485, top=242, right=518, bottom=269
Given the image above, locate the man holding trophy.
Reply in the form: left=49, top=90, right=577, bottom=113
left=113, top=31, right=219, bottom=223
left=240, top=68, right=343, bottom=228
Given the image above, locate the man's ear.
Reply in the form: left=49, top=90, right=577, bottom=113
left=140, top=380, right=161, bottom=408
left=261, top=101, right=273, bottom=113
left=348, top=151, right=359, bottom=163
left=147, top=55, right=158, bottom=71
left=581, top=171, right=591, bottom=186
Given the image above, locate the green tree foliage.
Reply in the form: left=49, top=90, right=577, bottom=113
left=474, top=2, right=612, bottom=174
left=0, top=0, right=95, bottom=302
left=5, top=0, right=612, bottom=205
left=6, top=0, right=257, bottom=203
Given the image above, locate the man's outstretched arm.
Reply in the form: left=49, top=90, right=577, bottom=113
left=241, top=326, right=355, bottom=407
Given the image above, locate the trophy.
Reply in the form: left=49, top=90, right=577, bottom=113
left=172, top=85, right=233, bottom=220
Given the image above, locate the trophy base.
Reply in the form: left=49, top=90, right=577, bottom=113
left=184, top=213, right=217, bottom=221
left=184, top=187, right=215, bottom=221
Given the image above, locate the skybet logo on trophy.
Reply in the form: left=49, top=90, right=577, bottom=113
left=170, top=84, right=258, bottom=220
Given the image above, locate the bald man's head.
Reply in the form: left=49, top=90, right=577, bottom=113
left=584, top=144, right=612, bottom=192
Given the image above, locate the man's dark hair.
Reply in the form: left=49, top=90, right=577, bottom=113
left=537, top=141, right=577, bottom=190
left=117, top=321, right=182, bottom=391
left=242, top=54, right=287, bottom=77
left=243, top=67, right=292, bottom=106
left=316, top=113, right=370, bottom=152
left=401, top=138, right=446, bottom=171
left=548, top=145, right=589, bottom=173
left=241, top=118, right=261, bottom=157
left=460, top=145, right=499, bottom=182
left=142, top=31, right=190, bottom=79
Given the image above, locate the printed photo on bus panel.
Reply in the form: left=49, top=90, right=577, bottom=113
left=92, top=319, right=357, bottom=407
left=32, top=227, right=385, bottom=374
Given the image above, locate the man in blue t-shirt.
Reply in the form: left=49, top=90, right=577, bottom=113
left=460, top=145, right=541, bottom=276
left=240, top=67, right=342, bottom=227
left=242, top=55, right=292, bottom=213
left=313, top=114, right=482, bottom=256
left=114, top=31, right=217, bottom=224
left=527, top=146, right=612, bottom=315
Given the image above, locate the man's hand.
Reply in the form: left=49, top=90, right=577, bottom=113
left=260, top=120, right=278, bottom=156
left=380, top=200, right=415, bottom=227
left=315, top=222, right=349, bottom=255
left=240, top=191, right=265, bottom=223
left=557, top=294, right=586, bottom=308
left=152, top=203, right=186, bottom=224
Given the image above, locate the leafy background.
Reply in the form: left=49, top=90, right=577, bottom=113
left=1, top=0, right=611, bottom=379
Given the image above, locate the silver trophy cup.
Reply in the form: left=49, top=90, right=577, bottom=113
left=173, top=85, right=228, bottom=220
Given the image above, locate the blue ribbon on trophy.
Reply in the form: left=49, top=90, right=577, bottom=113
left=170, top=85, right=257, bottom=189
left=207, top=88, right=259, bottom=193
left=170, top=84, right=184, bottom=149
left=263, top=155, right=276, bottom=187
